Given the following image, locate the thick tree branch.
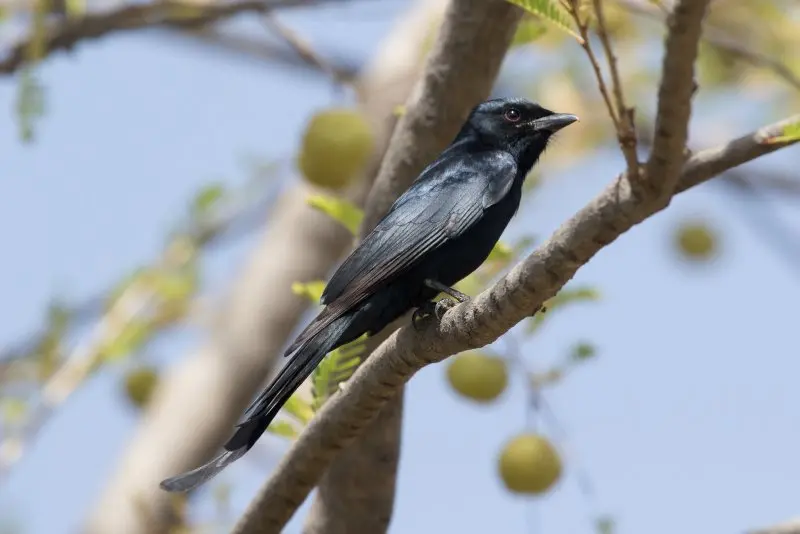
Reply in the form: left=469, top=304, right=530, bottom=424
left=232, top=116, right=798, bottom=534
left=0, top=0, right=339, bottom=75
left=305, top=1, right=523, bottom=532
left=643, top=0, right=710, bottom=200
left=83, top=4, right=440, bottom=533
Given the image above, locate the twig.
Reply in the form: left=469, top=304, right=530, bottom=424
left=162, top=27, right=360, bottom=79
left=590, top=0, right=639, bottom=174
left=0, top=0, right=343, bottom=75
left=566, top=0, right=621, bottom=131
left=643, top=0, right=710, bottom=201
left=260, top=14, right=353, bottom=86
left=230, top=114, right=798, bottom=534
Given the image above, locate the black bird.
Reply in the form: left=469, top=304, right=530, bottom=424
left=160, top=97, right=578, bottom=492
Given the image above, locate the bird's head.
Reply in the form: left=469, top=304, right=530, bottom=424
left=459, top=97, right=579, bottom=167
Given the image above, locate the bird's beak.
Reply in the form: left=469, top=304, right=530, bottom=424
left=531, top=113, right=579, bottom=133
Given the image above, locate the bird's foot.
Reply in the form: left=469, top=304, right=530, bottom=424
left=412, top=300, right=436, bottom=331
left=412, top=297, right=459, bottom=331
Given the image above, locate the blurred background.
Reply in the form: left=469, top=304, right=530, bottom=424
left=1, top=0, right=799, bottom=533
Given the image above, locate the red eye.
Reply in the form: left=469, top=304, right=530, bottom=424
left=504, top=108, right=521, bottom=122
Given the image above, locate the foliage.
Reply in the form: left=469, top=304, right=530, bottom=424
left=506, top=0, right=582, bottom=43
left=310, top=336, right=367, bottom=411
left=765, top=120, right=800, bottom=144
left=306, top=194, right=364, bottom=237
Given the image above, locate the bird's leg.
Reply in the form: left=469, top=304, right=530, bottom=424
left=423, top=279, right=471, bottom=303
left=412, top=279, right=471, bottom=331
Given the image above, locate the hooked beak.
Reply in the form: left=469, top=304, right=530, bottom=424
left=531, top=113, right=579, bottom=133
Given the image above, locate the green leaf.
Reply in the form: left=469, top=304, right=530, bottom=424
left=99, top=320, right=151, bottom=362
left=311, top=334, right=367, bottom=410
left=527, top=286, right=600, bottom=335
left=570, top=341, right=596, bottom=361
left=291, top=280, right=327, bottom=304
left=35, top=302, right=71, bottom=379
left=151, top=267, right=198, bottom=303
left=15, top=68, right=46, bottom=143
left=307, top=194, right=364, bottom=236
left=65, top=0, right=85, bottom=17
left=191, top=183, right=226, bottom=218
left=763, top=121, right=800, bottom=144
left=282, top=394, right=314, bottom=424
left=266, top=419, right=300, bottom=440
left=1, top=398, right=28, bottom=426
left=511, top=16, right=548, bottom=47
left=106, top=268, right=148, bottom=311
left=505, top=0, right=584, bottom=43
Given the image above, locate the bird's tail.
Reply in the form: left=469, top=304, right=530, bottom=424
left=159, top=313, right=355, bottom=493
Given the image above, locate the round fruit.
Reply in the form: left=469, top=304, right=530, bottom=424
left=446, top=352, right=508, bottom=403
left=675, top=221, right=717, bottom=261
left=498, top=433, right=562, bottom=495
left=297, top=108, right=374, bottom=189
left=123, top=366, right=159, bottom=409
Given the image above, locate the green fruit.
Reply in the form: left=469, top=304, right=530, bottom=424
left=446, top=352, right=508, bottom=403
left=675, top=221, right=717, bottom=260
left=498, top=433, right=562, bottom=495
left=123, top=366, right=159, bottom=409
left=297, top=108, right=374, bottom=189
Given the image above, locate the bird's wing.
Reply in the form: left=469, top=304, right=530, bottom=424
left=322, top=150, right=518, bottom=308
left=282, top=150, right=516, bottom=357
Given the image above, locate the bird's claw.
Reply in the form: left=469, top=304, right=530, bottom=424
left=434, top=297, right=458, bottom=318
left=412, top=298, right=459, bottom=330
left=412, top=301, right=436, bottom=331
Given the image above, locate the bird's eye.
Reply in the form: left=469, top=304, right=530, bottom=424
left=504, top=108, right=521, bottom=122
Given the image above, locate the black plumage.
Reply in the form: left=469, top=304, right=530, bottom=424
left=160, top=97, right=578, bottom=492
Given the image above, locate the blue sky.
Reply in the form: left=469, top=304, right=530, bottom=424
left=1, top=2, right=799, bottom=533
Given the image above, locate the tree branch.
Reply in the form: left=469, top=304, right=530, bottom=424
left=0, top=0, right=340, bottom=75
left=304, top=1, right=523, bottom=532
left=83, top=3, right=441, bottom=531
left=643, top=0, right=710, bottom=200
left=160, top=27, right=360, bottom=79
left=590, top=0, right=639, bottom=174
left=232, top=115, right=798, bottom=534
left=677, top=114, right=800, bottom=193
